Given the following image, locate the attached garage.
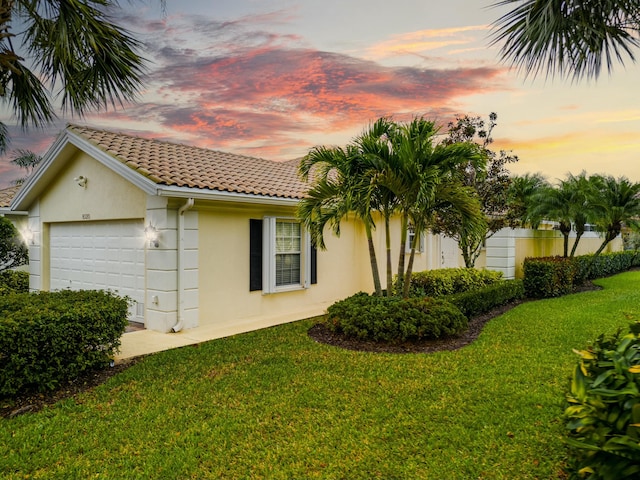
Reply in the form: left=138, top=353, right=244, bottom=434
left=49, top=220, right=146, bottom=322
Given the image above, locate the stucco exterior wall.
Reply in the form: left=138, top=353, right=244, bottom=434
left=39, top=150, right=146, bottom=222
left=197, top=203, right=373, bottom=330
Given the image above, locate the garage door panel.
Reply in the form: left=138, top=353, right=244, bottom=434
left=50, top=221, right=145, bottom=322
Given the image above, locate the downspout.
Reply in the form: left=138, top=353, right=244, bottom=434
left=172, top=198, right=195, bottom=333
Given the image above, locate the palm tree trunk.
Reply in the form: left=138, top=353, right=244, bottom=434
left=396, top=213, right=408, bottom=295
left=364, top=221, right=383, bottom=296
left=385, top=214, right=392, bottom=296
left=402, top=241, right=418, bottom=298
left=570, top=233, right=583, bottom=257
left=562, top=233, right=569, bottom=257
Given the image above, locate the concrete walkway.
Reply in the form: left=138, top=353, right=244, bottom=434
left=115, top=305, right=327, bottom=362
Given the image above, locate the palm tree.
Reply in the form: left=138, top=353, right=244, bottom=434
left=588, top=175, right=640, bottom=257
left=565, top=172, right=594, bottom=257
left=0, top=0, right=150, bottom=150
left=505, top=172, right=549, bottom=228
left=380, top=118, right=484, bottom=298
left=298, top=144, right=383, bottom=296
left=530, top=182, right=575, bottom=257
left=491, top=0, right=640, bottom=80
left=9, top=149, right=42, bottom=185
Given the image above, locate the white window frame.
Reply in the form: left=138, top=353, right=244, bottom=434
left=262, top=217, right=311, bottom=294
left=406, top=224, right=425, bottom=253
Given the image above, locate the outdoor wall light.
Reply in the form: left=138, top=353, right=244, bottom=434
left=144, top=224, right=160, bottom=248
left=21, top=227, right=35, bottom=246
left=74, top=175, right=88, bottom=188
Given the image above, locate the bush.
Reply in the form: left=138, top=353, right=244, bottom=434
left=0, top=290, right=129, bottom=398
left=0, top=269, right=29, bottom=295
left=523, top=257, right=578, bottom=298
left=446, top=279, right=524, bottom=318
left=564, top=323, right=640, bottom=479
left=325, top=292, right=467, bottom=343
left=404, top=268, right=503, bottom=297
left=575, top=251, right=640, bottom=281
left=524, top=252, right=640, bottom=299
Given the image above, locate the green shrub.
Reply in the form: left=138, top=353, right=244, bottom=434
left=0, top=269, right=29, bottom=295
left=446, top=279, right=524, bottom=318
left=0, top=290, right=129, bottom=398
left=523, top=257, right=578, bottom=298
left=403, top=268, right=503, bottom=297
left=325, top=292, right=467, bottom=343
left=575, top=251, right=640, bottom=281
left=563, top=323, right=640, bottom=479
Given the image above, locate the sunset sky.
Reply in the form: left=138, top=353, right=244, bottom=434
left=0, top=0, right=638, bottom=189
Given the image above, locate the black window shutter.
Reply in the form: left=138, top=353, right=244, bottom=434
left=310, top=244, right=317, bottom=285
left=249, top=219, right=263, bottom=291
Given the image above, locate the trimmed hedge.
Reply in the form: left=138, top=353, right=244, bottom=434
left=404, top=268, right=503, bottom=297
left=524, top=251, right=640, bottom=298
left=0, top=290, right=129, bottom=398
left=325, top=292, right=467, bottom=343
left=447, top=279, right=525, bottom=318
left=0, top=270, right=29, bottom=295
left=523, top=256, right=578, bottom=298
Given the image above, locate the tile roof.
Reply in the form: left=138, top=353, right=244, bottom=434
left=67, top=124, right=309, bottom=199
left=0, top=185, right=20, bottom=208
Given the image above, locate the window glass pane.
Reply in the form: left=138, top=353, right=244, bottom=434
left=274, top=220, right=302, bottom=286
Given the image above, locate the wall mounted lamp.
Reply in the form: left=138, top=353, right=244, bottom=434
left=144, top=224, right=160, bottom=248
left=74, top=175, right=88, bottom=188
left=20, top=227, right=35, bottom=246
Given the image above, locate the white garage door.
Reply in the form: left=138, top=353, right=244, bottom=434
left=50, top=220, right=145, bottom=322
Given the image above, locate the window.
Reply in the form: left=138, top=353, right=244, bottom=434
left=406, top=224, right=424, bottom=253
left=249, top=218, right=317, bottom=293
left=275, top=220, right=301, bottom=286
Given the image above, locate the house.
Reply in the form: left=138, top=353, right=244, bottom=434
left=8, top=124, right=460, bottom=333
left=7, top=124, right=623, bottom=334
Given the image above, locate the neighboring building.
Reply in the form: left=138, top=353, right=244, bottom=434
left=0, top=185, right=27, bottom=231
left=7, top=124, right=623, bottom=334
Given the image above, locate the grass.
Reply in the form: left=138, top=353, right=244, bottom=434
left=2, top=271, right=640, bottom=479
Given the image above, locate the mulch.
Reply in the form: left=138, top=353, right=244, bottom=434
left=2, top=280, right=602, bottom=419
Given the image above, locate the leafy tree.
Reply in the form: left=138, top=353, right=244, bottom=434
left=0, top=0, right=149, bottom=150
left=0, top=216, right=28, bottom=271
left=589, top=175, right=640, bottom=257
left=491, top=0, right=640, bottom=79
left=10, top=148, right=41, bottom=185
left=431, top=112, right=519, bottom=268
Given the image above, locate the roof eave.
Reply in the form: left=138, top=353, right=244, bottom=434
left=155, top=185, right=302, bottom=207
left=12, top=128, right=160, bottom=211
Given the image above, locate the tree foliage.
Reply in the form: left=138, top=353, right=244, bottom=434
left=298, top=117, right=484, bottom=298
left=491, top=0, right=640, bottom=80
left=431, top=112, right=519, bottom=268
left=0, top=216, right=27, bottom=272
left=0, top=0, right=149, bottom=150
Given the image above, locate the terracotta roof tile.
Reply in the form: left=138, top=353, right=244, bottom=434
left=67, top=124, right=309, bottom=199
left=0, top=185, right=20, bottom=208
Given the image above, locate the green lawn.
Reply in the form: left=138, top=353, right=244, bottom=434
left=2, top=272, right=640, bottom=479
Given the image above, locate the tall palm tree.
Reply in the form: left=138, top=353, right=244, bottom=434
left=380, top=118, right=484, bottom=298
left=565, top=172, right=594, bottom=257
left=0, top=0, right=150, bottom=150
left=588, top=175, right=640, bottom=257
left=491, top=0, right=640, bottom=80
left=298, top=144, right=383, bottom=296
left=9, top=148, right=42, bottom=185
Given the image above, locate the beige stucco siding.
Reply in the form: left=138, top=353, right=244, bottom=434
left=39, top=150, right=146, bottom=222
left=198, top=204, right=373, bottom=328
